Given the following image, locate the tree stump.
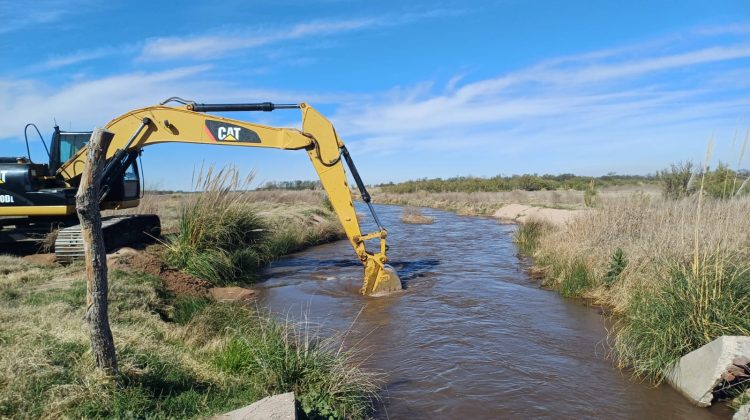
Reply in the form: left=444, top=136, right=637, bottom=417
left=75, top=128, right=118, bottom=375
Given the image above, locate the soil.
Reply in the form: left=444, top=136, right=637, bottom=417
left=109, top=248, right=211, bottom=297
left=23, top=253, right=59, bottom=266
left=209, top=286, right=256, bottom=302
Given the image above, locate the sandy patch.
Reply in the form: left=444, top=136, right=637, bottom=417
left=493, top=204, right=586, bottom=227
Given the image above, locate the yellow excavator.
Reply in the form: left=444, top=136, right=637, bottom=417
left=0, top=98, right=402, bottom=295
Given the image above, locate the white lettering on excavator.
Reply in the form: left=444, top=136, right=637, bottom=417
left=217, top=126, right=241, bottom=140
left=0, top=195, right=14, bottom=203
left=0, top=170, right=6, bottom=184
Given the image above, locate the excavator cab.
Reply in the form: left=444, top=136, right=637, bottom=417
left=50, top=127, right=141, bottom=205
left=0, top=126, right=141, bottom=215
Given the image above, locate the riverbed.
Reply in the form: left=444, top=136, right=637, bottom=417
left=255, top=204, right=730, bottom=419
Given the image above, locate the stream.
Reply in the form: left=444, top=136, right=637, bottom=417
left=255, top=204, right=730, bottom=419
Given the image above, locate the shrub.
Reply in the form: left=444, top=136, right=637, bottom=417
left=584, top=180, right=598, bottom=208
left=603, top=248, right=626, bottom=288
left=658, top=161, right=695, bottom=199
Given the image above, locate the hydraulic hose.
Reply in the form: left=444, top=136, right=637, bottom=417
left=341, top=146, right=384, bottom=230
left=187, top=102, right=300, bottom=112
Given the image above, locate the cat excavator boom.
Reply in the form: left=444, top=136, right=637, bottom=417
left=0, top=99, right=402, bottom=295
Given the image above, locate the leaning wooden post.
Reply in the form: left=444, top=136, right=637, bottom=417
left=76, top=128, right=118, bottom=375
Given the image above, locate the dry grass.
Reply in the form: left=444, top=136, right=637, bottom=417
left=400, top=207, right=434, bottom=224
left=534, top=195, right=750, bottom=311
left=109, top=189, right=332, bottom=234
left=523, top=194, right=750, bottom=384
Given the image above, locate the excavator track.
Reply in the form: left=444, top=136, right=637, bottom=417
left=54, top=215, right=160, bottom=263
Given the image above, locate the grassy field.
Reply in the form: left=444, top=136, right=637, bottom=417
left=1, top=186, right=381, bottom=419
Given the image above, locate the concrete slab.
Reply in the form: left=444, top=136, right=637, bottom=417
left=215, top=392, right=296, bottom=420
left=734, top=404, right=750, bottom=420
left=667, top=336, right=750, bottom=407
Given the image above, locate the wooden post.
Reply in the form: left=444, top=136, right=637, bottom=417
left=76, top=128, right=118, bottom=375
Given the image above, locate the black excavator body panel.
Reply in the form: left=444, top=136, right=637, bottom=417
left=0, top=159, right=73, bottom=208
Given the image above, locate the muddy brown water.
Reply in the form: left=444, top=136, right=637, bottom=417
left=255, top=204, right=731, bottom=419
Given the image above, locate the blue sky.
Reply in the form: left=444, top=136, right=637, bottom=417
left=1, top=0, right=749, bottom=190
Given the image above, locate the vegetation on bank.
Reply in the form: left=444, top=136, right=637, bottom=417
left=261, top=180, right=322, bottom=190
left=0, top=261, right=378, bottom=419
left=2, top=184, right=376, bottom=419
left=658, top=161, right=749, bottom=199
left=379, top=173, right=657, bottom=194
left=376, top=164, right=748, bottom=202
left=157, top=168, right=343, bottom=286
left=514, top=194, right=750, bottom=387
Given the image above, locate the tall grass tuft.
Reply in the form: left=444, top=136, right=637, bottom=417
left=163, top=167, right=345, bottom=286
left=513, top=219, right=551, bottom=255
left=164, top=166, right=267, bottom=285
left=615, top=255, right=750, bottom=382
left=196, top=305, right=381, bottom=419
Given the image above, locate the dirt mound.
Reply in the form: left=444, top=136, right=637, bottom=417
left=110, top=250, right=210, bottom=297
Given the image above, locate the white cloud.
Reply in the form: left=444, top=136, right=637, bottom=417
left=136, top=9, right=460, bottom=61
left=0, top=65, right=361, bottom=140
left=330, top=33, right=750, bottom=170
left=38, top=47, right=120, bottom=70
left=0, top=66, right=212, bottom=136
left=138, top=18, right=380, bottom=61
left=0, top=0, right=99, bottom=34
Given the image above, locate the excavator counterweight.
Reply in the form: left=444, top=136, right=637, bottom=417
left=0, top=99, right=402, bottom=295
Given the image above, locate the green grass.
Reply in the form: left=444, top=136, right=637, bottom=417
left=558, top=259, right=594, bottom=297
left=512, top=220, right=548, bottom=255
left=614, top=255, right=750, bottom=383
left=0, top=263, right=379, bottom=419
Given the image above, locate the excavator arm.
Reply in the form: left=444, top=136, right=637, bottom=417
left=58, top=100, right=401, bottom=295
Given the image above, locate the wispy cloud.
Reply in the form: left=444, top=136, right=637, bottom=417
left=0, top=0, right=98, bottom=34
left=331, top=29, right=750, bottom=169
left=0, top=65, right=358, bottom=139
left=38, top=47, right=122, bottom=70
left=139, top=18, right=379, bottom=61
left=137, top=10, right=458, bottom=61
left=0, top=66, right=212, bottom=135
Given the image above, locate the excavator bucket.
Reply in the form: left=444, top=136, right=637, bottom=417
left=362, top=259, right=402, bottom=296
